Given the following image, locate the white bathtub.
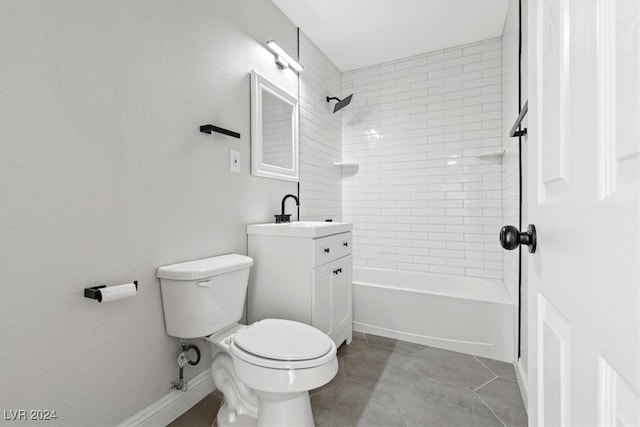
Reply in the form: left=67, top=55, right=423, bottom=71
left=353, top=267, right=515, bottom=362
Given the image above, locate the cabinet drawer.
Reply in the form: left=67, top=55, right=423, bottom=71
left=313, top=232, right=352, bottom=267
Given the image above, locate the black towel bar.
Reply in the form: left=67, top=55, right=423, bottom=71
left=200, top=124, right=241, bottom=139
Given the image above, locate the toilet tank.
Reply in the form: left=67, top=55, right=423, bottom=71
left=156, top=254, right=253, bottom=339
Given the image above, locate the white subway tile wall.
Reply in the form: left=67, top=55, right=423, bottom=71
left=299, top=31, right=342, bottom=221
left=341, top=38, right=503, bottom=279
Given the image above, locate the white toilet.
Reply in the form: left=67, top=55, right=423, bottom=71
left=156, top=254, right=338, bottom=427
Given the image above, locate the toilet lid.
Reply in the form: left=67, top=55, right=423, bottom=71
left=233, top=319, right=333, bottom=361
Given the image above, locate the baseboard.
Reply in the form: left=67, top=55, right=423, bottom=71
left=118, top=369, right=215, bottom=427
left=515, top=360, right=529, bottom=414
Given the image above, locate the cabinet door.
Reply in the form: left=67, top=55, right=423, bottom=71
left=332, top=255, right=352, bottom=335
left=312, top=262, right=333, bottom=337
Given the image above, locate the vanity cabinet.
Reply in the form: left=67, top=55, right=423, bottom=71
left=311, top=255, right=352, bottom=343
left=247, top=227, right=353, bottom=347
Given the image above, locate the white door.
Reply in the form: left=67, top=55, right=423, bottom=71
left=527, top=1, right=640, bottom=425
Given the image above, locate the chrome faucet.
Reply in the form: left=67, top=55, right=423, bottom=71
left=275, top=194, right=299, bottom=223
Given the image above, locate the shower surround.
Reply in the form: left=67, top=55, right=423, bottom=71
left=341, top=38, right=503, bottom=280
left=299, top=32, right=343, bottom=221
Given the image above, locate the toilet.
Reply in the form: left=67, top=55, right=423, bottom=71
left=156, top=254, right=338, bottom=427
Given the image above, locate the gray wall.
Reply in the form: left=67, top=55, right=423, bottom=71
left=0, top=1, right=298, bottom=424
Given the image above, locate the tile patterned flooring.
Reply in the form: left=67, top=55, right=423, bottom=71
left=169, top=332, right=527, bottom=427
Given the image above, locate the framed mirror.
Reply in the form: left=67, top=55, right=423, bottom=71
left=250, top=70, right=299, bottom=182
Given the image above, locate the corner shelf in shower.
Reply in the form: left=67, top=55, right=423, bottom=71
left=333, top=161, right=359, bottom=167
left=475, top=150, right=504, bottom=159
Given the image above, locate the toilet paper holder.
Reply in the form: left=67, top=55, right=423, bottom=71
left=84, top=281, right=138, bottom=302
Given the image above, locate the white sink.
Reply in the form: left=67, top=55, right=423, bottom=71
left=246, top=221, right=352, bottom=238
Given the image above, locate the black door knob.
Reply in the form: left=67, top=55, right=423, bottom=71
left=500, top=224, right=537, bottom=253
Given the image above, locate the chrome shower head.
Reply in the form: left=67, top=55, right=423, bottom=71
left=326, top=94, right=353, bottom=113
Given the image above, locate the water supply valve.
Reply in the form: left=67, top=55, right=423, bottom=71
left=177, top=352, right=189, bottom=368
left=171, top=341, right=202, bottom=392
left=176, top=345, right=201, bottom=367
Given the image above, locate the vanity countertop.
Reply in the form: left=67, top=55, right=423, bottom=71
left=246, top=221, right=352, bottom=238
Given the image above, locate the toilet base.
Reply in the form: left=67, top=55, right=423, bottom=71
left=216, top=403, right=257, bottom=427
left=216, top=391, right=314, bottom=427
left=256, top=391, right=314, bottom=427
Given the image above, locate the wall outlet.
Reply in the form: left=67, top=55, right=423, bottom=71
left=230, top=150, right=240, bottom=172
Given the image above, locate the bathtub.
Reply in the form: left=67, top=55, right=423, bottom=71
left=353, top=267, right=515, bottom=362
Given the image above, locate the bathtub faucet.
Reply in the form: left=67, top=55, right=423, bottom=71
left=275, top=194, right=299, bottom=223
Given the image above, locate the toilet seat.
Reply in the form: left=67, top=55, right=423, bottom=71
left=229, top=319, right=336, bottom=370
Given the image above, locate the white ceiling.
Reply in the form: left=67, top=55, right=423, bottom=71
left=273, top=0, right=509, bottom=72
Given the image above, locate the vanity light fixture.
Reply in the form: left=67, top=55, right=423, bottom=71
left=266, top=40, right=303, bottom=73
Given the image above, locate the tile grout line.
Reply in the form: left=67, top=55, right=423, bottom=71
left=474, top=375, right=498, bottom=392
left=474, top=391, right=508, bottom=427
left=473, top=355, right=520, bottom=383
left=473, top=354, right=500, bottom=377
left=389, top=388, right=411, bottom=427
left=361, top=332, right=371, bottom=347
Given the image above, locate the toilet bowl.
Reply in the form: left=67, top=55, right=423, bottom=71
left=157, top=254, right=338, bottom=427
left=208, top=319, right=338, bottom=427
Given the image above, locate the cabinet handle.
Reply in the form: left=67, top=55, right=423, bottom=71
left=333, top=269, right=338, bottom=275
left=343, top=242, right=349, bottom=247
left=338, top=268, right=342, bottom=273
left=324, top=248, right=330, bottom=253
